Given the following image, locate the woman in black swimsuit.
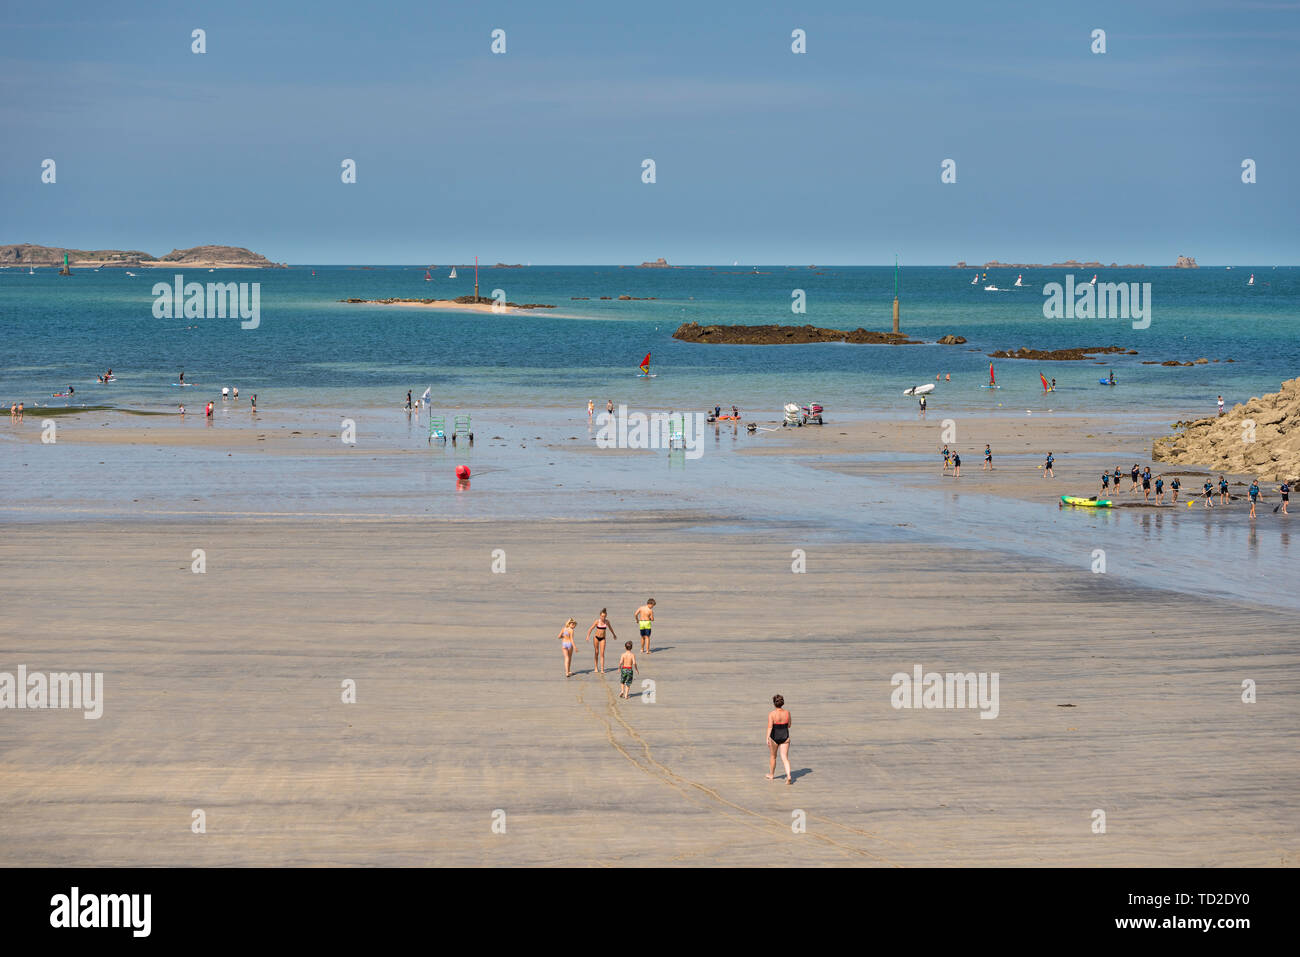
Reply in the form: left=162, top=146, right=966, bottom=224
left=586, top=608, right=616, bottom=674
left=766, top=694, right=792, bottom=785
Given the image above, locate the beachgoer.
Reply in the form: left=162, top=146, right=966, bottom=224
left=179, top=371, right=184, bottom=384
left=766, top=694, right=792, bottom=785
left=1043, top=452, right=1054, bottom=479
left=635, top=599, right=656, bottom=654
left=945, top=373, right=951, bottom=382
left=731, top=405, right=740, bottom=420
left=983, top=444, right=992, bottom=471
left=1142, top=469, right=1152, bottom=501
left=1155, top=475, right=1164, bottom=504
left=618, top=642, right=638, bottom=699
left=1101, top=471, right=1110, bottom=495
left=250, top=394, right=257, bottom=412
left=1249, top=480, right=1259, bottom=519
left=8, top=404, right=15, bottom=421
left=1171, top=477, right=1181, bottom=502
left=232, top=387, right=238, bottom=399
left=205, top=401, right=213, bottom=418
left=918, top=395, right=926, bottom=414
left=952, top=450, right=961, bottom=477
left=1050, top=377, right=1056, bottom=390
left=67, top=385, right=74, bottom=396
left=1203, top=481, right=1214, bottom=508
left=1130, top=464, right=1140, bottom=492
left=1280, top=481, right=1290, bottom=516
left=1113, top=466, right=1123, bottom=489
left=587, top=399, right=594, bottom=421
left=942, top=445, right=950, bottom=474
left=1218, top=475, right=1229, bottom=505
left=587, top=608, right=615, bottom=674
left=406, top=390, right=412, bottom=411
left=179, top=404, right=185, bottom=416
left=1217, top=395, right=1225, bottom=416
left=606, top=399, right=614, bottom=416
left=558, top=618, right=578, bottom=677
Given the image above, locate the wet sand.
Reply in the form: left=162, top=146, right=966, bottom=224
left=1, top=518, right=1296, bottom=867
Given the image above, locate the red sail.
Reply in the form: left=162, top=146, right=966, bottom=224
left=640, top=352, right=651, bottom=372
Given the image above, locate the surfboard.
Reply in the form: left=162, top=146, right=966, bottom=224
left=1099, top=379, right=1116, bottom=385
left=903, top=383, right=935, bottom=396
left=172, top=383, right=195, bottom=387
left=636, top=373, right=657, bottom=378
left=1061, top=495, right=1112, bottom=508
left=980, top=385, right=1001, bottom=389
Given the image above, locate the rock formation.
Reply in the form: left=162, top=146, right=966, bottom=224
left=1173, top=255, right=1198, bottom=268
left=637, top=258, right=670, bottom=268
left=673, top=322, right=926, bottom=345
left=988, top=345, right=1136, bottom=361
left=1152, top=378, right=1300, bottom=481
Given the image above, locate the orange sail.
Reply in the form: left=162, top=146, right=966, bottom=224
left=1040, top=373, right=1050, bottom=391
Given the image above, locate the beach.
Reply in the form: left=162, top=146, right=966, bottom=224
left=2, top=406, right=1297, bottom=866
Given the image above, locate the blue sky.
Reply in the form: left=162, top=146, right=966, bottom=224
left=2, top=0, right=1296, bottom=264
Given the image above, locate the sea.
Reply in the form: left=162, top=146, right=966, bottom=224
left=2, top=264, right=1298, bottom=611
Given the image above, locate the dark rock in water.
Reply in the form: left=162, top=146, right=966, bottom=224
left=936, top=334, right=967, bottom=345
left=987, top=345, right=1133, bottom=361
left=673, top=321, right=925, bottom=345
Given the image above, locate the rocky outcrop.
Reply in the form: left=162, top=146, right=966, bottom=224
left=988, top=345, right=1136, bottom=361
left=673, top=322, right=923, bottom=345
left=637, top=258, right=670, bottom=268
left=1174, top=255, right=1198, bottom=268
left=937, top=335, right=967, bottom=344
left=1152, top=378, right=1300, bottom=481
left=0, top=242, right=282, bottom=267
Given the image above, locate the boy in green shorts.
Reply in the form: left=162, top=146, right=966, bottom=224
left=618, top=642, right=639, bottom=699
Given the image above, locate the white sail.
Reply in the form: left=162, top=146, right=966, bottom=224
left=449, top=267, right=457, bottom=278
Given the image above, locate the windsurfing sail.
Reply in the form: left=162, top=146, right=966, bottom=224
left=1040, top=372, right=1050, bottom=391
left=989, top=362, right=996, bottom=386
left=424, top=269, right=432, bottom=281
left=449, top=267, right=457, bottom=278
left=639, top=352, right=651, bottom=375
left=421, top=386, right=431, bottom=403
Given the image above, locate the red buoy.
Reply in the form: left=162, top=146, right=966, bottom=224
left=455, top=465, right=470, bottom=479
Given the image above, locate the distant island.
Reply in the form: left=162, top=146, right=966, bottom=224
left=0, top=243, right=284, bottom=268
left=954, top=256, right=1199, bottom=269
left=637, top=258, right=671, bottom=268
left=673, top=322, right=965, bottom=346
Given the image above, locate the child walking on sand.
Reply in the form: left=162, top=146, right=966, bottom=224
left=634, top=598, right=656, bottom=654
left=558, top=618, right=578, bottom=677
left=618, top=642, right=638, bottom=699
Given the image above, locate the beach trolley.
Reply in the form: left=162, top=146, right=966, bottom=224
left=453, top=414, right=473, bottom=444
left=429, top=415, right=447, bottom=445
left=667, top=414, right=684, bottom=451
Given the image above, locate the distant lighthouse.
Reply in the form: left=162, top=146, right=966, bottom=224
left=892, top=255, right=900, bottom=334
left=58, top=251, right=73, bottom=276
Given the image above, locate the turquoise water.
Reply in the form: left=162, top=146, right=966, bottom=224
left=2, top=265, right=1296, bottom=415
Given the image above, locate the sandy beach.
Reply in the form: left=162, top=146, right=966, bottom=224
left=2, top=408, right=1297, bottom=867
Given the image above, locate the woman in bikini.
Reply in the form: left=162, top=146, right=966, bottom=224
left=586, top=609, right=616, bottom=674
left=766, top=694, right=792, bottom=785
left=558, top=618, right=578, bottom=677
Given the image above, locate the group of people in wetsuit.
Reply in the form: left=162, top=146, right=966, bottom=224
left=1102, top=463, right=1290, bottom=517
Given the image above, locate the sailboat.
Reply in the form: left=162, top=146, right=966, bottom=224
left=1089, top=274, right=1097, bottom=286
left=424, top=269, right=432, bottom=281
left=449, top=266, right=457, bottom=278
left=970, top=273, right=979, bottom=285
left=1014, top=274, right=1023, bottom=287
left=28, top=265, right=35, bottom=275
left=637, top=352, right=656, bottom=378
left=981, top=361, right=1000, bottom=389
left=1247, top=274, right=1255, bottom=286
left=1040, top=372, right=1053, bottom=393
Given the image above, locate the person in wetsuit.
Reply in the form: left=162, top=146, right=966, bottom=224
left=766, top=694, right=792, bottom=785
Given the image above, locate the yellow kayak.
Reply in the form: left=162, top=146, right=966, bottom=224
left=1061, top=495, right=1112, bottom=508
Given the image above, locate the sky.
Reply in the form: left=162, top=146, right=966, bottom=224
left=1, top=0, right=1297, bottom=264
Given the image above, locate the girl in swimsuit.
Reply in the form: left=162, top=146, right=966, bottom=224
left=766, top=694, right=792, bottom=785
left=586, top=609, right=616, bottom=674
left=558, top=618, right=578, bottom=677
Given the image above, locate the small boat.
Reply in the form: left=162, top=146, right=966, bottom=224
left=637, top=352, right=656, bottom=378
left=1014, top=274, right=1023, bottom=287
left=449, top=267, right=458, bottom=278
left=1062, top=495, right=1112, bottom=508
left=903, top=383, right=935, bottom=396
left=28, top=266, right=35, bottom=275
left=1247, top=274, right=1255, bottom=286
left=126, top=271, right=136, bottom=277
left=984, top=285, right=1001, bottom=291
left=424, top=269, right=432, bottom=281
left=970, top=273, right=979, bottom=285
left=1089, top=274, right=1097, bottom=286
